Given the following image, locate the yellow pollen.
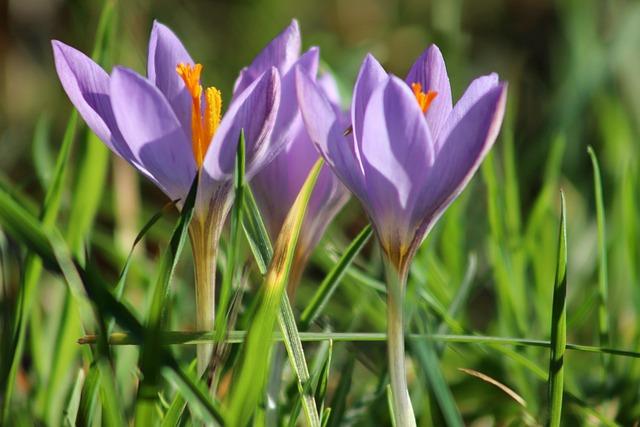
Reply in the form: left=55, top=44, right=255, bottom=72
left=411, top=82, right=438, bottom=114
left=176, top=63, right=222, bottom=168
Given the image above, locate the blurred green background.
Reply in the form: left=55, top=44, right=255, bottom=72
left=2, top=0, right=640, bottom=424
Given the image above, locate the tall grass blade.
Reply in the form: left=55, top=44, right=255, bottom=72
left=63, top=369, right=85, bottom=427
left=215, top=131, right=246, bottom=340
left=135, top=176, right=197, bottom=425
left=547, top=191, right=568, bottom=427
left=326, top=355, right=355, bottom=427
left=242, top=187, right=273, bottom=274
left=226, top=159, right=323, bottom=426
left=587, top=146, right=610, bottom=360
left=160, top=360, right=197, bottom=427
left=411, top=326, right=464, bottom=426
left=0, top=183, right=225, bottom=425
left=300, top=224, right=372, bottom=330
left=278, top=293, right=321, bottom=427
left=0, top=110, right=77, bottom=423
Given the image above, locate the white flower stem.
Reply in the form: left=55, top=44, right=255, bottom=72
left=189, top=221, right=217, bottom=375
left=385, top=259, right=417, bottom=427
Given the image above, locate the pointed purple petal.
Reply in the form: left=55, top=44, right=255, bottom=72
left=437, top=73, right=499, bottom=152
left=361, top=76, right=435, bottom=210
left=202, top=67, right=280, bottom=182
left=233, top=19, right=301, bottom=95
left=317, top=71, right=341, bottom=106
left=296, top=68, right=365, bottom=199
left=352, top=54, right=387, bottom=147
left=268, top=47, right=320, bottom=148
left=147, top=21, right=194, bottom=140
left=414, top=82, right=507, bottom=238
left=405, top=45, right=452, bottom=139
left=52, top=41, right=125, bottom=155
left=110, top=66, right=196, bottom=200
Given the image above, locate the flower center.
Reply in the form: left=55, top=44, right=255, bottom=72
left=411, top=82, right=437, bottom=113
left=176, top=63, right=222, bottom=168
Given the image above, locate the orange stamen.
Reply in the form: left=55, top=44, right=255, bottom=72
left=176, top=63, right=222, bottom=168
left=411, top=82, right=438, bottom=114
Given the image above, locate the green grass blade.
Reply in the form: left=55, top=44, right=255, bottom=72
left=411, top=326, right=464, bottom=426
left=314, top=339, right=332, bottom=413
left=300, top=224, right=373, bottom=330
left=386, top=385, right=397, bottom=427
left=79, top=330, right=640, bottom=359
left=0, top=184, right=225, bottom=424
left=135, top=177, right=198, bottom=425
left=216, top=131, right=246, bottom=340
left=587, top=146, right=610, bottom=356
left=326, top=355, right=355, bottom=427
left=226, top=159, right=323, bottom=426
left=160, top=360, right=197, bottom=427
left=242, top=186, right=273, bottom=274
left=278, top=293, right=321, bottom=427
left=76, top=364, right=100, bottom=427
left=548, top=191, right=568, bottom=427
left=0, top=111, right=77, bottom=423
left=162, top=363, right=226, bottom=425
left=62, top=368, right=85, bottom=427
left=31, top=115, right=54, bottom=189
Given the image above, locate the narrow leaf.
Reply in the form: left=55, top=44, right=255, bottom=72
left=226, top=159, right=324, bottom=426
left=300, top=225, right=372, bottom=330
left=548, top=191, right=568, bottom=427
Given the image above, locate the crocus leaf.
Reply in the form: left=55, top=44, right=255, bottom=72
left=0, top=109, right=77, bottom=424
left=547, top=191, right=567, bottom=427
left=62, top=369, right=85, bottom=426
left=226, top=159, right=324, bottom=426
left=135, top=174, right=198, bottom=425
left=0, top=185, right=226, bottom=425
left=215, top=130, right=246, bottom=341
left=242, top=186, right=273, bottom=274
left=300, top=224, right=372, bottom=330
left=587, top=146, right=610, bottom=364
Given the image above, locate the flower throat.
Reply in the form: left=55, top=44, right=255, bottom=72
left=176, top=63, right=222, bottom=168
left=411, top=82, right=437, bottom=113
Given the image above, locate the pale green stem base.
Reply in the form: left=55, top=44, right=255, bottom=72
left=385, top=260, right=417, bottom=427
left=189, top=221, right=218, bottom=376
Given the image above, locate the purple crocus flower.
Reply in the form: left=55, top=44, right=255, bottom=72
left=238, top=20, right=348, bottom=293
left=297, top=46, right=507, bottom=425
left=297, top=46, right=507, bottom=274
left=52, top=21, right=280, bottom=220
left=234, top=19, right=319, bottom=166
left=252, top=72, right=349, bottom=294
left=52, top=21, right=281, bottom=372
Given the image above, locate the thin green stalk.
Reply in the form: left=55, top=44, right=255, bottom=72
left=548, top=192, right=567, bottom=427
left=384, top=260, right=416, bottom=427
left=587, top=146, right=610, bottom=360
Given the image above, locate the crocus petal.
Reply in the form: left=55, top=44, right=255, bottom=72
left=352, top=54, right=387, bottom=147
left=252, top=120, right=319, bottom=241
left=296, top=68, right=365, bottom=199
left=414, top=82, right=507, bottom=240
left=317, top=72, right=341, bottom=106
left=52, top=41, right=128, bottom=157
left=405, top=45, right=452, bottom=139
left=202, top=67, right=280, bottom=182
left=436, top=73, right=499, bottom=153
left=233, top=19, right=301, bottom=95
left=147, top=21, right=194, bottom=141
left=361, top=76, right=434, bottom=210
left=268, top=47, right=320, bottom=148
left=110, top=66, right=196, bottom=200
